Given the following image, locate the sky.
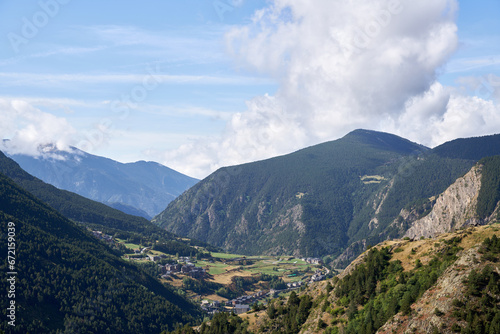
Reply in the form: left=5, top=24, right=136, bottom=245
left=0, top=0, right=499, bottom=179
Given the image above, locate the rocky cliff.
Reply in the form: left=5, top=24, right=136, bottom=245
left=403, top=165, right=483, bottom=239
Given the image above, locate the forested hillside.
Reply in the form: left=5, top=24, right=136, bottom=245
left=154, top=129, right=427, bottom=258
left=476, top=156, right=500, bottom=220
left=0, top=171, right=202, bottom=333
left=378, top=133, right=500, bottom=237
left=154, top=130, right=500, bottom=261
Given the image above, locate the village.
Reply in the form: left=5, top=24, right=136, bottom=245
left=152, top=254, right=330, bottom=314
left=91, top=230, right=114, bottom=243
left=91, top=230, right=330, bottom=315
left=160, top=257, right=208, bottom=279
left=200, top=267, right=328, bottom=315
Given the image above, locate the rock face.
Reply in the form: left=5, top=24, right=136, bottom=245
left=404, top=165, right=483, bottom=239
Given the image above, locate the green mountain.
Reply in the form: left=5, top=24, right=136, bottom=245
left=0, top=169, right=202, bottom=333
left=432, top=133, right=500, bottom=161
left=153, top=130, right=424, bottom=257
left=153, top=130, right=500, bottom=260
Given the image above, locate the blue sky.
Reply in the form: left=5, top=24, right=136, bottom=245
left=444, top=0, right=500, bottom=82
left=0, top=0, right=499, bottom=178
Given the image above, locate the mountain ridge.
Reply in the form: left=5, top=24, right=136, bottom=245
left=0, top=150, right=210, bottom=257
left=0, top=151, right=171, bottom=237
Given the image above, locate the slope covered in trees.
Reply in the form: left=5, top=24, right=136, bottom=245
left=154, top=130, right=428, bottom=257
left=476, top=156, right=500, bottom=220
left=0, top=171, right=202, bottom=333
left=432, top=134, right=500, bottom=161
left=154, top=130, right=500, bottom=260
left=377, top=134, right=500, bottom=236
left=180, top=225, right=500, bottom=334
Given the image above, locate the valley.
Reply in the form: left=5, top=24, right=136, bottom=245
left=113, top=237, right=331, bottom=312
left=3, top=0, right=500, bottom=332
left=2, top=129, right=500, bottom=333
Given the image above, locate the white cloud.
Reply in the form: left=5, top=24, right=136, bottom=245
left=435, top=94, right=500, bottom=143
left=383, top=81, right=500, bottom=146
left=163, top=0, right=496, bottom=178
left=5, top=1, right=499, bottom=179
left=456, top=74, right=500, bottom=101
left=0, top=98, right=77, bottom=157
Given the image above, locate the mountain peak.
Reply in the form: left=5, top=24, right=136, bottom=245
left=342, top=129, right=429, bottom=155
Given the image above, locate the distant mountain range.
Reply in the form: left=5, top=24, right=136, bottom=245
left=153, top=129, right=500, bottom=263
left=6, top=146, right=199, bottom=219
left=0, top=151, right=210, bottom=257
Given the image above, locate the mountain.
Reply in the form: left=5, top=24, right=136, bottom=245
left=6, top=145, right=199, bottom=219
left=0, top=170, right=201, bottom=333
left=432, top=133, right=500, bottom=161
left=153, top=130, right=500, bottom=261
left=0, top=151, right=170, bottom=241
left=154, top=130, right=427, bottom=257
left=396, top=156, right=500, bottom=240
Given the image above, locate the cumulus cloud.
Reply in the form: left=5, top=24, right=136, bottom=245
left=434, top=93, right=500, bottom=144
left=162, top=0, right=500, bottom=178
left=383, top=81, right=500, bottom=146
left=0, top=98, right=77, bottom=157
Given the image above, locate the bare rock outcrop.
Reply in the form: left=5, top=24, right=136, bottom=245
left=404, top=165, right=482, bottom=239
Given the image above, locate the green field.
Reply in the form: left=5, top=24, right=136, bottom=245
left=124, top=243, right=141, bottom=250
left=211, top=252, right=245, bottom=259
left=115, top=238, right=142, bottom=251
left=197, top=253, right=316, bottom=279
left=208, top=266, right=229, bottom=275
left=197, top=260, right=232, bottom=275
left=278, top=258, right=307, bottom=264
